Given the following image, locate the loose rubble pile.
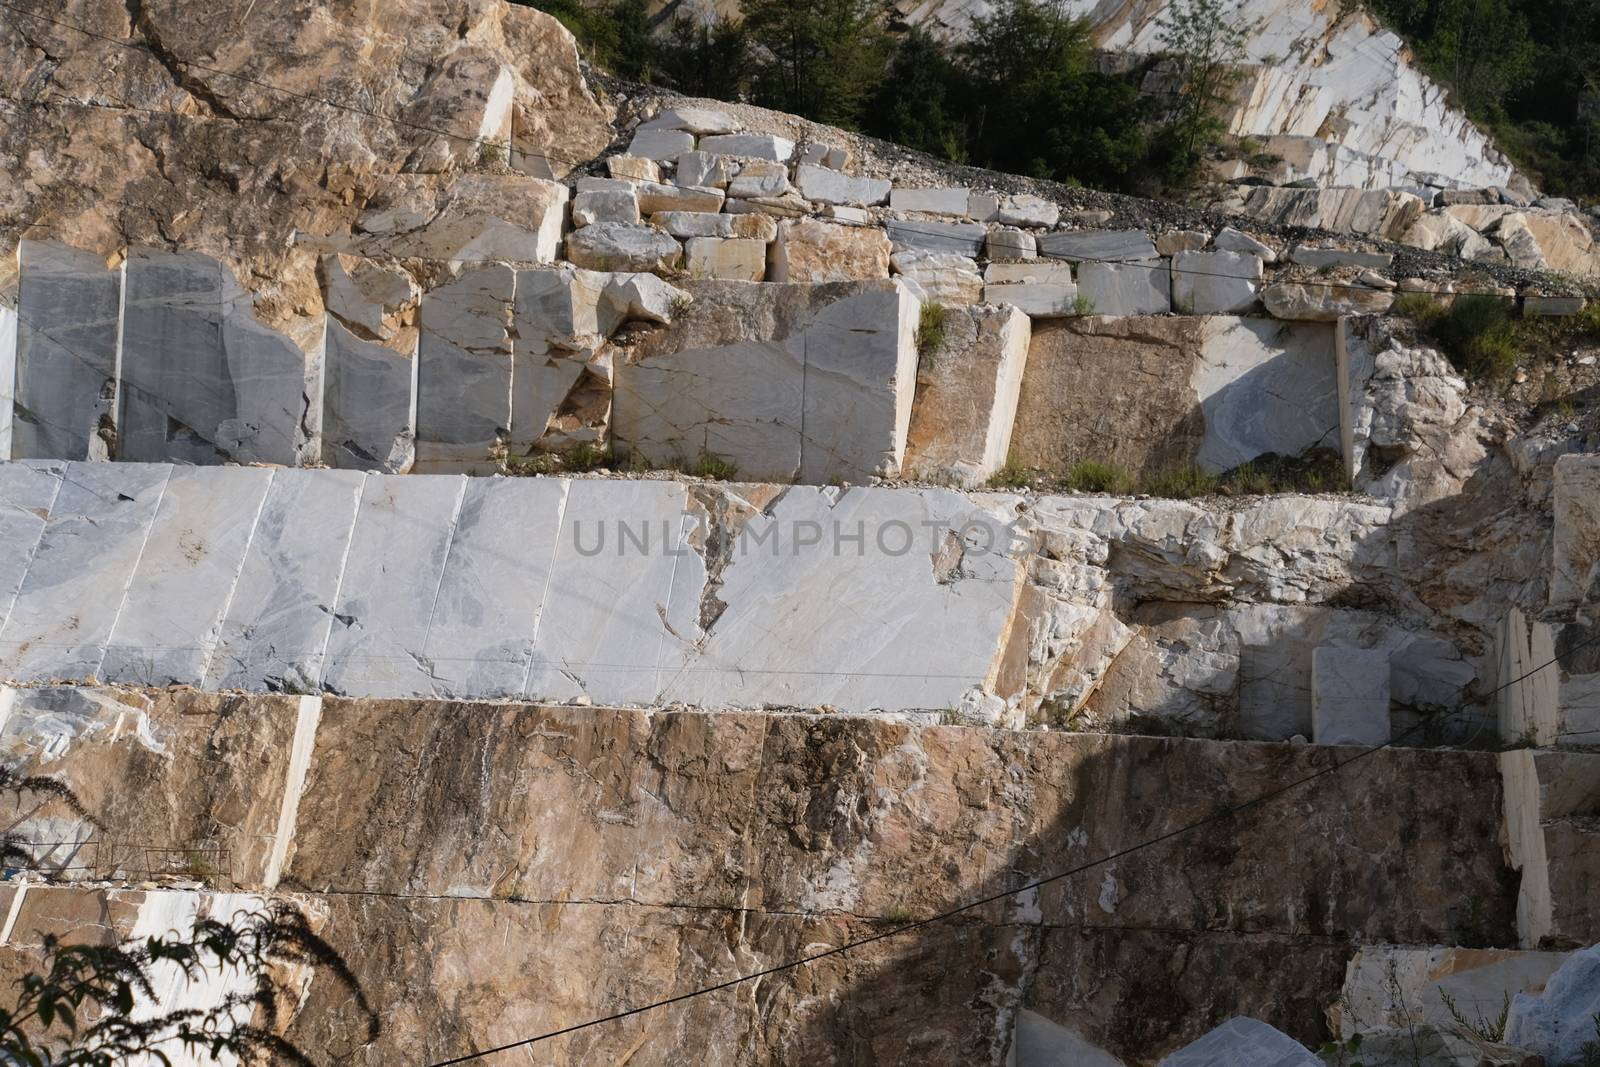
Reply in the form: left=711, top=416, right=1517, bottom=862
left=0, top=2, right=1598, bottom=1065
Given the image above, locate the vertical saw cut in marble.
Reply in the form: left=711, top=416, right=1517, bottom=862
left=1501, top=748, right=1600, bottom=949
left=1191, top=318, right=1339, bottom=473
left=415, top=264, right=515, bottom=474
left=0, top=462, right=170, bottom=684
left=0, top=461, right=65, bottom=627
left=419, top=477, right=568, bottom=699
left=204, top=469, right=366, bottom=693
left=1311, top=646, right=1391, bottom=745
left=524, top=478, right=700, bottom=706
left=0, top=288, right=14, bottom=460
left=904, top=304, right=1031, bottom=487
left=320, top=474, right=467, bottom=698
left=120, top=249, right=318, bottom=467
left=13, top=241, right=120, bottom=462
left=322, top=319, right=418, bottom=473
left=1551, top=453, right=1600, bottom=613
left=658, top=486, right=1025, bottom=719
left=99, top=466, right=273, bottom=688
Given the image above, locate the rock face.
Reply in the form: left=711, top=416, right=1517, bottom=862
left=613, top=279, right=920, bottom=483
left=904, top=304, right=1031, bottom=486
left=1009, top=316, right=1337, bottom=478
left=1505, top=944, right=1600, bottom=1065
left=0, top=689, right=1522, bottom=1062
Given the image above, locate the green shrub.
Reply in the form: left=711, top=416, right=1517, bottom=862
left=916, top=302, right=949, bottom=368
left=986, top=460, right=1034, bottom=489
left=1426, top=294, right=1522, bottom=381
left=1143, top=463, right=1220, bottom=499
left=1064, top=459, right=1134, bottom=494
left=691, top=452, right=739, bottom=480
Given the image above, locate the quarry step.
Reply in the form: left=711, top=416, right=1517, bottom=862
left=0, top=688, right=1522, bottom=1062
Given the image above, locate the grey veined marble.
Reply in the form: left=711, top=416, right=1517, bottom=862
left=13, top=241, right=120, bottom=461
left=414, top=264, right=514, bottom=474
left=120, top=248, right=320, bottom=466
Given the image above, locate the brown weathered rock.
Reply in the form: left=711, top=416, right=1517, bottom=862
left=1264, top=281, right=1395, bottom=320
left=903, top=304, right=1030, bottom=486
left=769, top=218, right=891, bottom=283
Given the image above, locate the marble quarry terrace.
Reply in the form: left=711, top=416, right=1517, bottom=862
left=2, top=0, right=1600, bottom=1064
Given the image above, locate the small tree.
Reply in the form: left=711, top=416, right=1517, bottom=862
left=743, top=0, right=892, bottom=128
left=1156, top=0, right=1254, bottom=186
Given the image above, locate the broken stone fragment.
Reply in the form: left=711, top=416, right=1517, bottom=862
left=675, top=151, right=737, bottom=189
left=885, top=219, right=986, bottom=256
left=1289, top=244, right=1395, bottom=270
left=726, top=160, right=793, bottom=199
left=1038, top=229, right=1158, bottom=263
left=635, top=181, right=725, bottom=214
left=605, top=155, right=659, bottom=183
left=985, top=226, right=1037, bottom=261
left=625, top=128, right=696, bottom=161
left=891, top=250, right=983, bottom=304
left=684, top=237, right=766, bottom=281
left=356, top=174, right=569, bottom=264
left=564, top=223, right=683, bottom=272
left=1170, top=249, right=1263, bottom=314
left=792, top=163, right=891, bottom=207
left=639, top=105, right=739, bottom=136
left=650, top=211, right=776, bottom=241
left=994, top=193, right=1060, bottom=228
left=1076, top=260, right=1170, bottom=315
left=1505, top=944, right=1600, bottom=1067
left=1263, top=281, right=1394, bottom=320
left=797, top=141, right=850, bottom=169
left=1156, top=229, right=1211, bottom=256
left=888, top=186, right=971, bottom=217
left=570, top=187, right=640, bottom=228
left=697, top=132, right=795, bottom=161
left=1212, top=226, right=1276, bottom=262
left=770, top=219, right=892, bottom=283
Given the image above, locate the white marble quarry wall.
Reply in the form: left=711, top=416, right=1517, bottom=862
left=0, top=463, right=1029, bottom=719
left=894, top=0, right=1518, bottom=191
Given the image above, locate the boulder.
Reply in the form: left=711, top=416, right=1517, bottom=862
left=885, top=219, right=987, bottom=256
left=793, top=163, right=891, bottom=207
left=891, top=250, right=983, bottom=304
left=356, top=174, right=569, bottom=264
left=697, top=133, right=795, bottom=161
left=1077, top=261, right=1171, bottom=315
left=625, top=128, right=695, bottom=161
left=890, top=187, right=973, bottom=217
left=904, top=303, right=1031, bottom=487
left=1157, top=1017, right=1320, bottom=1066
left=1157, top=230, right=1211, bottom=256
left=570, top=188, right=639, bottom=228
left=1170, top=250, right=1263, bottom=314
left=635, top=181, right=725, bottom=214
left=1263, top=281, right=1393, bottom=321
left=684, top=237, right=766, bottom=281
left=1038, top=229, right=1159, bottom=263
left=1213, top=227, right=1276, bottom=262
left=565, top=224, right=682, bottom=272
left=1505, top=944, right=1600, bottom=1066
left=986, top=226, right=1038, bottom=261
left=723, top=193, right=811, bottom=218
left=967, top=191, right=1000, bottom=222
left=639, top=106, right=739, bottom=135
left=995, top=194, right=1061, bottom=228
left=605, top=155, right=659, bottom=183
left=770, top=219, right=892, bottom=283
left=675, top=151, right=737, bottom=189
left=651, top=211, right=776, bottom=241
left=726, top=160, right=793, bottom=199
left=797, top=142, right=851, bottom=169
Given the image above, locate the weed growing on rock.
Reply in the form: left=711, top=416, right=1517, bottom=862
left=916, top=302, right=948, bottom=369
left=985, top=460, right=1036, bottom=489
left=1063, top=459, right=1134, bottom=494
left=691, top=453, right=739, bottom=480
left=1143, top=463, right=1220, bottom=499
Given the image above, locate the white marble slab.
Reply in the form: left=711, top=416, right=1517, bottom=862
left=415, top=265, right=514, bottom=474
left=319, top=474, right=468, bottom=696
left=0, top=462, right=171, bottom=683
left=0, top=461, right=66, bottom=630
left=205, top=468, right=367, bottom=692
left=323, top=319, right=417, bottom=473
left=14, top=241, right=121, bottom=461
left=99, top=466, right=273, bottom=687
left=420, top=476, right=568, bottom=698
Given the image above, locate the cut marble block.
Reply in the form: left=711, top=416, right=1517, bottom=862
left=322, top=319, right=417, bottom=473
left=614, top=279, right=918, bottom=482
left=903, top=304, right=1031, bottom=487
left=508, top=267, right=604, bottom=454
left=657, top=486, right=1024, bottom=717
left=1192, top=318, right=1338, bottom=473
left=1498, top=609, right=1600, bottom=748
left=1076, top=261, right=1171, bottom=315
left=120, top=248, right=319, bottom=466
left=355, top=174, right=568, bottom=264
left=1501, top=748, right=1600, bottom=947
left=1551, top=453, right=1600, bottom=612
left=524, top=478, right=699, bottom=706
left=0, top=462, right=171, bottom=683
left=205, top=469, right=366, bottom=692
left=415, top=264, right=514, bottom=474
left=320, top=474, right=468, bottom=697
left=420, top=477, right=568, bottom=698
left=0, top=461, right=66, bottom=625
left=1170, top=249, right=1263, bottom=314
left=99, top=466, right=273, bottom=687
left=1311, top=646, right=1391, bottom=745
left=797, top=280, right=920, bottom=483
left=13, top=241, right=120, bottom=461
